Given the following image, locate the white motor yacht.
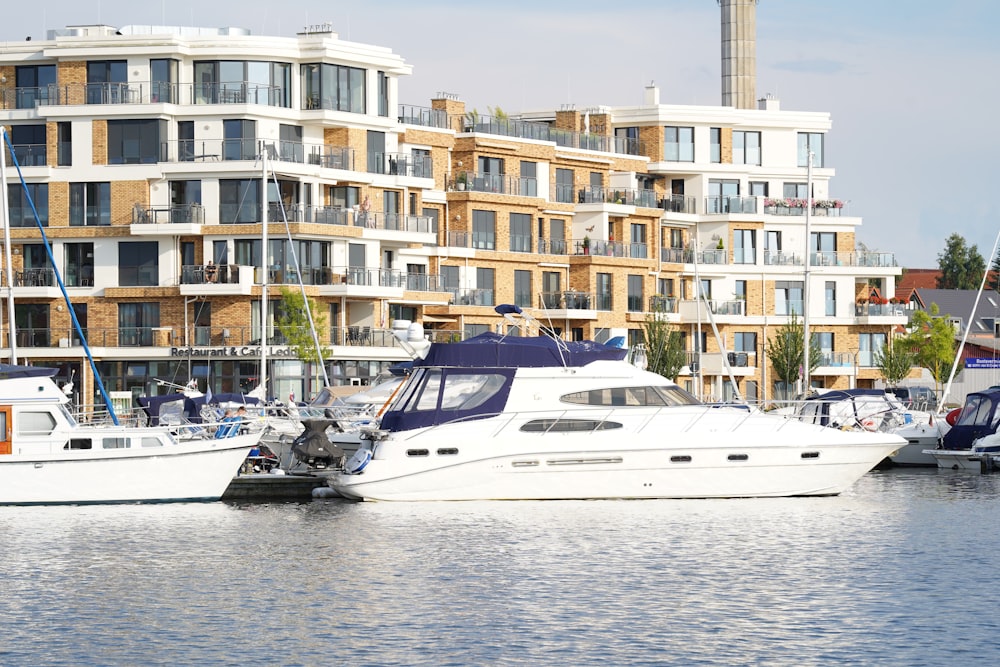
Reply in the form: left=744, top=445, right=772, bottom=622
left=328, top=331, right=905, bottom=501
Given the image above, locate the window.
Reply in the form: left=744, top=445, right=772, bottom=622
left=541, top=271, right=561, bottom=308
left=733, top=229, right=756, bottom=264
left=69, top=183, right=111, bottom=227
left=555, top=168, right=574, bottom=203
left=118, top=302, right=160, bottom=346
left=378, top=71, right=388, bottom=117
left=710, top=127, right=721, bottom=163
left=614, top=126, right=640, bottom=154
left=749, top=181, right=768, bottom=196
left=367, top=130, right=386, bottom=174
left=472, top=210, right=496, bottom=250
left=814, top=332, right=834, bottom=365
left=278, top=124, right=304, bottom=163
left=15, top=64, right=56, bottom=108
left=630, top=223, right=647, bottom=259
left=195, top=60, right=290, bottom=106
left=441, top=265, right=459, bottom=301
left=65, top=242, right=95, bottom=287
left=86, top=60, right=127, bottom=104
left=798, top=132, right=825, bottom=167
left=733, top=130, right=761, bottom=165
left=300, top=62, right=365, bottom=112
left=57, top=122, right=72, bottom=166
left=664, top=126, right=694, bottom=161
left=775, top=281, right=804, bottom=316
left=520, top=161, right=537, bottom=197
left=7, top=183, right=48, bottom=227
left=514, top=270, right=532, bottom=308
left=670, top=229, right=684, bottom=249
left=627, top=275, right=644, bottom=312
left=107, top=119, right=166, bottom=164
left=219, top=179, right=261, bottom=223
left=596, top=273, right=612, bottom=310
left=476, top=267, right=495, bottom=307
left=412, top=149, right=432, bottom=178
left=330, top=185, right=361, bottom=209
left=170, top=180, right=202, bottom=223
left=10, top=125, right=46, bottom=166
left=734, top=332, right=756, bottom=355
left=825, top=281, right=837, bottom=317
left=150, top=58, right=178, bottom=103
left=17, top=411, right=57, bottom=436
left=549, top=218, right=566, bottom=254
left=14, top=304, right=50, bottom=347
left=811, top=232, right=836, bottom=265
left=118, top=241, right=159, bottom=287
left=223, top=119, right=257, bottom=161
left=783, top=182, right=808, bottom=199
left=178, top=120, right=194, bottom=162
left=708, top=179, right=739, bottom=214
left=735, top=280, right=747, bottom=305
left=510, top=213, right=531, bottom=252
left=478, top=157, right=504, bottom=192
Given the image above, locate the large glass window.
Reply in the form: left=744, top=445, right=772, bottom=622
left=510, top=213, right=531, bottom=252
left=118, top=242, right=159, bottom=287
left=708, top=179, right=740, bottom=214
left=10, top=125, right=46, bottom=166
left=555, top=168, right=574, bottom=203
left=710, top=127, right=721, bottom=163
left=300, top=63, right=365, bottom=112
left=150, top=58, right=178, bottom=103
left=472, top=210, right=496, bottom=250
left=733, top=130, right=761, bottom=165
left=7, top=183, right=48, bottom=227
left=476, top=268, right=495, bottom=307
left=627, top=275, right=644, bottom=312
left=514, top=270, right=532, bottom=308
left=858, top=333, right=887, bottom=367
left=219, top=179, right=261, bottom=223
left=798, top=132, right=825, bottom=168
left=596, top=273, right=612, bottom=310
left=519, top=161, right=537, bottom=197
left=86, top=60, right=127, bottom=104
left=223, top=119, right=257, bottom=161
left=15, top=64, right=56, bottom=108
left=118, top=303, right=160, bottom=347
left=107, top=119, right=166, bottom=164
left=70, top=183, right=111, bottom=227
left=14, top=304, right=49, bottom=347
left=170, top=180, right=203, bottom=223
left=733, top=229, right=756, bottom=264
left=664, top=126, right=694, bottom=162
left=194, top=60, right=290, bottom=106
left=775, top=281, right=804, bottom=316
left=65, top=242, right=95, bottom=287
left=783, top=182, right=808, bottom=199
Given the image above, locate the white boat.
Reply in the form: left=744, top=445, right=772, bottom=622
left=0, top=364, right=261, bottom=505
left=794, top=388, right=946, bottom=467
left=327, top=330, right=905, bottom=501
left=924, top=388, right=1000, bottom=470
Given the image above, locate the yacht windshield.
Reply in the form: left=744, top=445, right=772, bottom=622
left=561, top=385, right=700, bottom=407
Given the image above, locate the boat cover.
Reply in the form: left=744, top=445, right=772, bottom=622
left=138, top=392, right=259, bottom=425
left=415, top=332, right=627, bottom=369
left=0, top=363, right=58, bottom=379
left=942, top=389, right=1000, bottom=450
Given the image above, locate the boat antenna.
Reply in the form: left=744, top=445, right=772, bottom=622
left=940, top=228, right=1000, bottom=409
left=1, top=130, right=120, bottom=423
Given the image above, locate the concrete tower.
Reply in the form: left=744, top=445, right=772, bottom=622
left=719, top=0, right=759, bottom=109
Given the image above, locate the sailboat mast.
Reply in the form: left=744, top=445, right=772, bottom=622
left=0, top=128, right=17, bottom=365
left=260, top=142, right=269, bottom=403
left=802, top=151, right=813, bottom=394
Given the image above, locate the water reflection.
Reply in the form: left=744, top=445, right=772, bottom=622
left=1, top=470, right=999, bottom=665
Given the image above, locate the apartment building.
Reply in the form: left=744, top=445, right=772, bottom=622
left=0, top=22, right=903, bottom=407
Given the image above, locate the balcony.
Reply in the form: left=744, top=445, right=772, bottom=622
left=576, top=239, right=648, bottom=259
left=577, top=186, right=659, bottom=208
left=4, top=143, right=47, bottom=167
left=452, top=111, right=645, bottom=156
left=160, top=139, right=353, bottom=170
left=131, top=204, right=205, bottom=234
left=764, top=199, right=846, bottom=217
left=397, top=105, right=450, bottom=129
left=705, top=196, right=758, bottom=215
left=368, top=151, right=433, bottom=178
left=27, top=81, right=286, bottom=107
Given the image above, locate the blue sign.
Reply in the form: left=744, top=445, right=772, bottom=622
left=964, top=358, right=1000, bottom=369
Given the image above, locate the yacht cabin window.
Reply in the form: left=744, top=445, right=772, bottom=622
left=17, top=411, right=58, bottom=436
left=561, top=386, right=700, bottom=407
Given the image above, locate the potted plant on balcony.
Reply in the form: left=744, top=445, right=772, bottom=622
left=455, top=172, right=467, bottom=191
left=582, top=236, right=590, bottom=255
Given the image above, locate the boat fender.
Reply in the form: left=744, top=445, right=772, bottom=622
left=312, top=487, right=339, bottom=499
left=346, top=448, right=372, bottom=474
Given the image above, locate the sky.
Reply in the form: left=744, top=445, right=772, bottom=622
left=4, top=0, right=1000, bottom=269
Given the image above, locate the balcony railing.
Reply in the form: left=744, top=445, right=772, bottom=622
left=453, top=288, right=495, bottom=307
left=160, top=139, right=353, bottom=169
left=577, top=186, right=658, bottom=208
left=368, top=151, right=433, bottom=178
left=705, top=196, right=758, bottom=215
left=660, top=195, right=697, bottom=214
left=649, top=295, right=678, bottom=313
left=450, top=171, right=518, bottom=194
left=133, top=204, right=206, bottom=224
left=4, top=143, right=46, bottom=167
left=397, top=104, right=450, bottom=129
left=539, top=291, right=595, bottom=310
left=453, top=112, right=645, bottom=156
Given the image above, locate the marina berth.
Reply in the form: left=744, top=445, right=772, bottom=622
left=0, top=364, right=261, bottom=505
left=328, top=317, right=905, bottom=501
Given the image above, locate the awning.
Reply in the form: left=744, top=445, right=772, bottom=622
left=421, top=315, right=456, bottom=323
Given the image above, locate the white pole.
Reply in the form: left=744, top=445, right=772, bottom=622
left=0, top=128, right=18, bottom=365
left=260, top=143, right=269, bottom=402
left=802, top=151, right=813, bottom=394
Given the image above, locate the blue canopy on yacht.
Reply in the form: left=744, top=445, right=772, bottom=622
left=416, top=332, right=627, bottom=369
left=0, top=363, right=58, bottom=379
left=942, top=389, right=1000, bottom=450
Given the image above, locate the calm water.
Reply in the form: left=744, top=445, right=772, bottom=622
left=2, top=469, right=1000, bottom=667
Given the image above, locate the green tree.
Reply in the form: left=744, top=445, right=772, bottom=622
left=989, top=247, right=1000, bottom=293
left=937, top=233, right=986, bottom=289
left=874, top=340, right=915, bottom=386
left=641, top=303, right=687, bottom=379
left=896, top=303, right=957, bottom=391
left=275, top=287, right=331, bottom=367
left=766, top=315, right=821, bottom=397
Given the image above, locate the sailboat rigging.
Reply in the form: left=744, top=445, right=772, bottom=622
left=1, top=128, right=120, bottom=423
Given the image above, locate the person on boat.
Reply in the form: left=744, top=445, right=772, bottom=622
left=234, top=406, right=249, bottom=434
left=215, top=409, right=239, bottom=438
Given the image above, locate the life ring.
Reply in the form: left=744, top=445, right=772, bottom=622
left=345, top=448, right=372, bottom=474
